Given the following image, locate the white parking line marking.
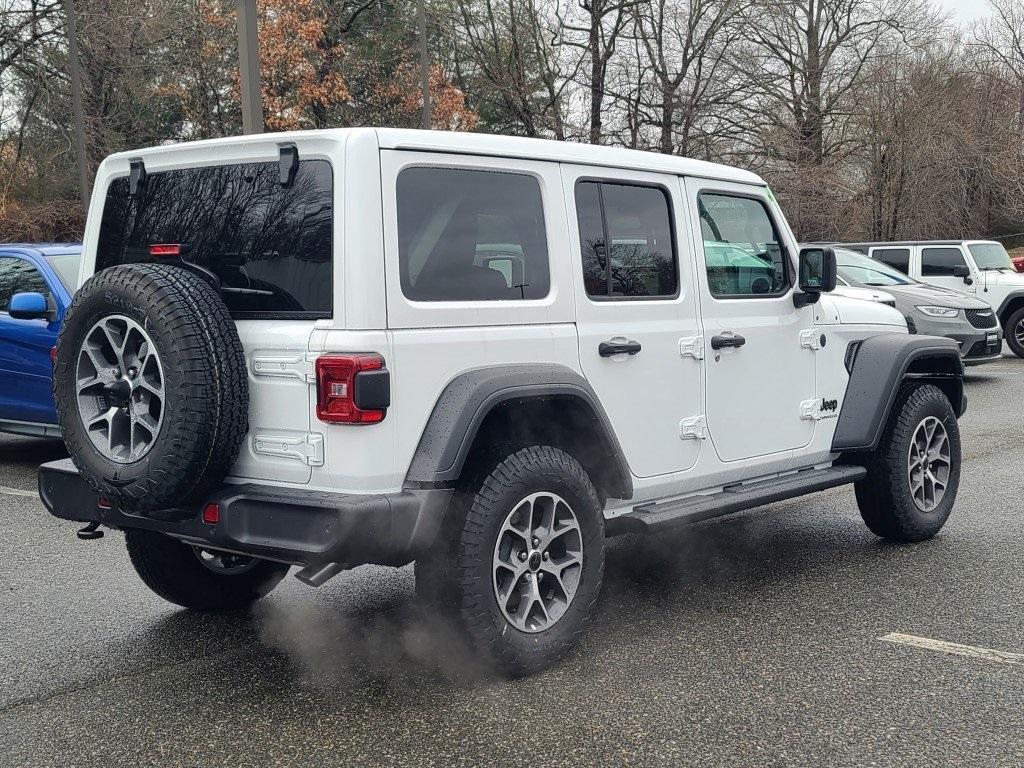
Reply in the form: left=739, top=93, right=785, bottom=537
left=0, top=485, right=36, bottom=498
left=880, top=632, right=1024, bottom=666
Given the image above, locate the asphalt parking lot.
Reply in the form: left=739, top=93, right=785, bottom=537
left=2, top=352, right=1023, bottom=767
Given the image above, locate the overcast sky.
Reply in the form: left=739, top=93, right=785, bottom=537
left=938, top=0, right=991, bottom=24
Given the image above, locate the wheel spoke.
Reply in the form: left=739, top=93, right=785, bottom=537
left=492, top=491, right=584, bottom=634
left=907, top=415, right=951, bottom=513
left=76, top=315, right=164, bottom=465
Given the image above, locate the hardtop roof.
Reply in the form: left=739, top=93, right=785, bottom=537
left=0, top=243, right=82, bottom=257
left=841, top=240, right=999, bottom=248
left=102, top=128, right=766, bottom=186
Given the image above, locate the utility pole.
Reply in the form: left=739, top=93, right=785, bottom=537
left=419, top=0, right=431, bottom=129
left=62, top=0, right=90, bottom=214
left=236, top=0, right=264, bottom=134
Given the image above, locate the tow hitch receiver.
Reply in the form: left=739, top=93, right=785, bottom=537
left=76, top=522, right=104, bottom=540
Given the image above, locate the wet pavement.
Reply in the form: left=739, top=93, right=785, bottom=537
left=2, top=352, right=1023, bottom=767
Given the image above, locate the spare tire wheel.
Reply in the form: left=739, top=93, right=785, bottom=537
left=54, top=263, right=249, bottom=511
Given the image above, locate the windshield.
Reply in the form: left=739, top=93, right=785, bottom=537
left=44, top=253, right=81, bottom=292
left=835, top=248, right=913, bottom=286
left=968, top=242, right=1013, bottom=270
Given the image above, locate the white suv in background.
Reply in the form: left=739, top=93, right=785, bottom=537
left=849, top=240, right=1024, bottom=357
left=39, top=130, right=966, bottom=675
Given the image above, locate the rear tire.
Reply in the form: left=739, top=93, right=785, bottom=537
left=1005, top=306, right=1024, bottom=359
left=125, top=529, right=288, bottom=611
left=418, top=445, right=605, bottom=676
left=854, top=383, right=961, bottom=543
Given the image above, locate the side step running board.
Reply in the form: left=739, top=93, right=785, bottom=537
left=606, top=465, right=867, bottom=536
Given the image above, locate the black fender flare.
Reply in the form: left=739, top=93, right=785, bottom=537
left=996, top=291, right=1024, bottom=325
left=831, top=333, right=964, bottom=453
left=404, top=364, right=633, bottom=499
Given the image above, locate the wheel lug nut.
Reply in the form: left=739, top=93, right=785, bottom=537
left=522, top=573, right=531, bottom=583
left=542, top=551, right=549, bottom=561
left=518, top=551, right=527, bottom=562
left=532, top=537, right=539, bottom=546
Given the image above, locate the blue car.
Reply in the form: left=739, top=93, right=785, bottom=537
left=0, top=244, right=81, bottom=437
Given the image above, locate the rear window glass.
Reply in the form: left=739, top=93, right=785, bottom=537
left=96, top=160, right=333, bottom=318
left=872, top=247, right=910, bottom=275
left=396, top=167, right=550, bottom=301
left=575, top=181, right=678, bottom=298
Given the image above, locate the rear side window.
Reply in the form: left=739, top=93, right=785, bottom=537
left=698, top=193, right=788, bottom=297
left=873, top=247, right=910, bottom=274
left=396, top=167, right=550, bottom=301
left=0, top=257, right=49, bottom=311
left=574, top=181, right=677, bottom=298
left=921, top=247, right=968, bottom=276
left=96, top=160, right=333, bottom=318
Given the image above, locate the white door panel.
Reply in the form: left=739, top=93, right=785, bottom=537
left=683, top=178, right=816, bottom=463
left=231, top=320, right=316, bottom=484
left=563, top=165, right=703, bottom=479
left=914, top=245, right=978, bottom=295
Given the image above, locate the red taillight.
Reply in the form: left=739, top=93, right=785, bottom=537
left=315, top=353, right=387, bottom=424
left=149, top=243, right=182, bottom=257
left=50, top=346, right=57, bottom=364
left=201, top=503, right=220, bottom=524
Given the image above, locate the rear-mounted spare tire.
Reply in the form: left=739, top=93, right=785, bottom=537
left=54, top=263, right=249, bottom=511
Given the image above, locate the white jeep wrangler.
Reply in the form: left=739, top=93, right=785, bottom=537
left=40, top=129, right=965, bottom=675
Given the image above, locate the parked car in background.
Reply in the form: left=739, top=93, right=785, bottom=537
left=0, top=244, right=81, bottom=437
left=831, top=283, right=897, bottom=307
left=1010, top=251, right=1024, bottom=273
left=831, top=246, right=1002, bottom=365
left=846, top=239, right=1024, bottom=358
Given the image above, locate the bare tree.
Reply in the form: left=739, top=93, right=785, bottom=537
left=449, top=0, right=575, bottom=137
left=559, top=0, right=638, bottom=143
left=632, top=0, right=748, bottom=156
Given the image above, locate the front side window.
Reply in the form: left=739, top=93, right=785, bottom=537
left=97, top=159, right=334, bottom=318
left=575, top=181, right=677, bottom=298
left=0, top=257, right=49, bottom=312
left=873, top=247, right=910, bottom=275
left=698, top=193, right=788, bottom=297
left=921, top=247, right=968, bottom=276
left=396, top=167, right=550, bottom=301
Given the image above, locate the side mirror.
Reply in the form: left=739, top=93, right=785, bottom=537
left=8, top=292, right=52, bottom=321
left=952, top=264, right=973, bottom=284
left=795, top=246, right=836, bottom=307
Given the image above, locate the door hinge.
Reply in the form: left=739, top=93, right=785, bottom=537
left=800, top=398, right=840, bottom=421
left=800, top=329, right=826, bottom=351
left=679, top=336, right=705, bottom=360
left=251, top=353, right=316, bottom=383
left=252, top=432, right=325, bottom=466
left=680, top=415, right=707, bottom=440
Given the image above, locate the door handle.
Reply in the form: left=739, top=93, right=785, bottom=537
left=710, top=333, right=746, bottom=350
left=599, top=339, right=642, bottom=357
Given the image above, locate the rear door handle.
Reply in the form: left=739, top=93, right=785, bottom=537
left=710, top=333, right=746, bottom=350
left=599, top=339, right=642, bottom=357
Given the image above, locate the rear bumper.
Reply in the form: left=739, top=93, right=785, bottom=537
left=38, top=459, right=452, bottom=568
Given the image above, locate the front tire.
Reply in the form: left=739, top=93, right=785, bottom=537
left=125, top=529, right=289, bottom=611
left=854, top=383, right=961, bottom=543
left=418, top=445, right=605, bottom=676
left=1005, top=306, right=1024, bottom=358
